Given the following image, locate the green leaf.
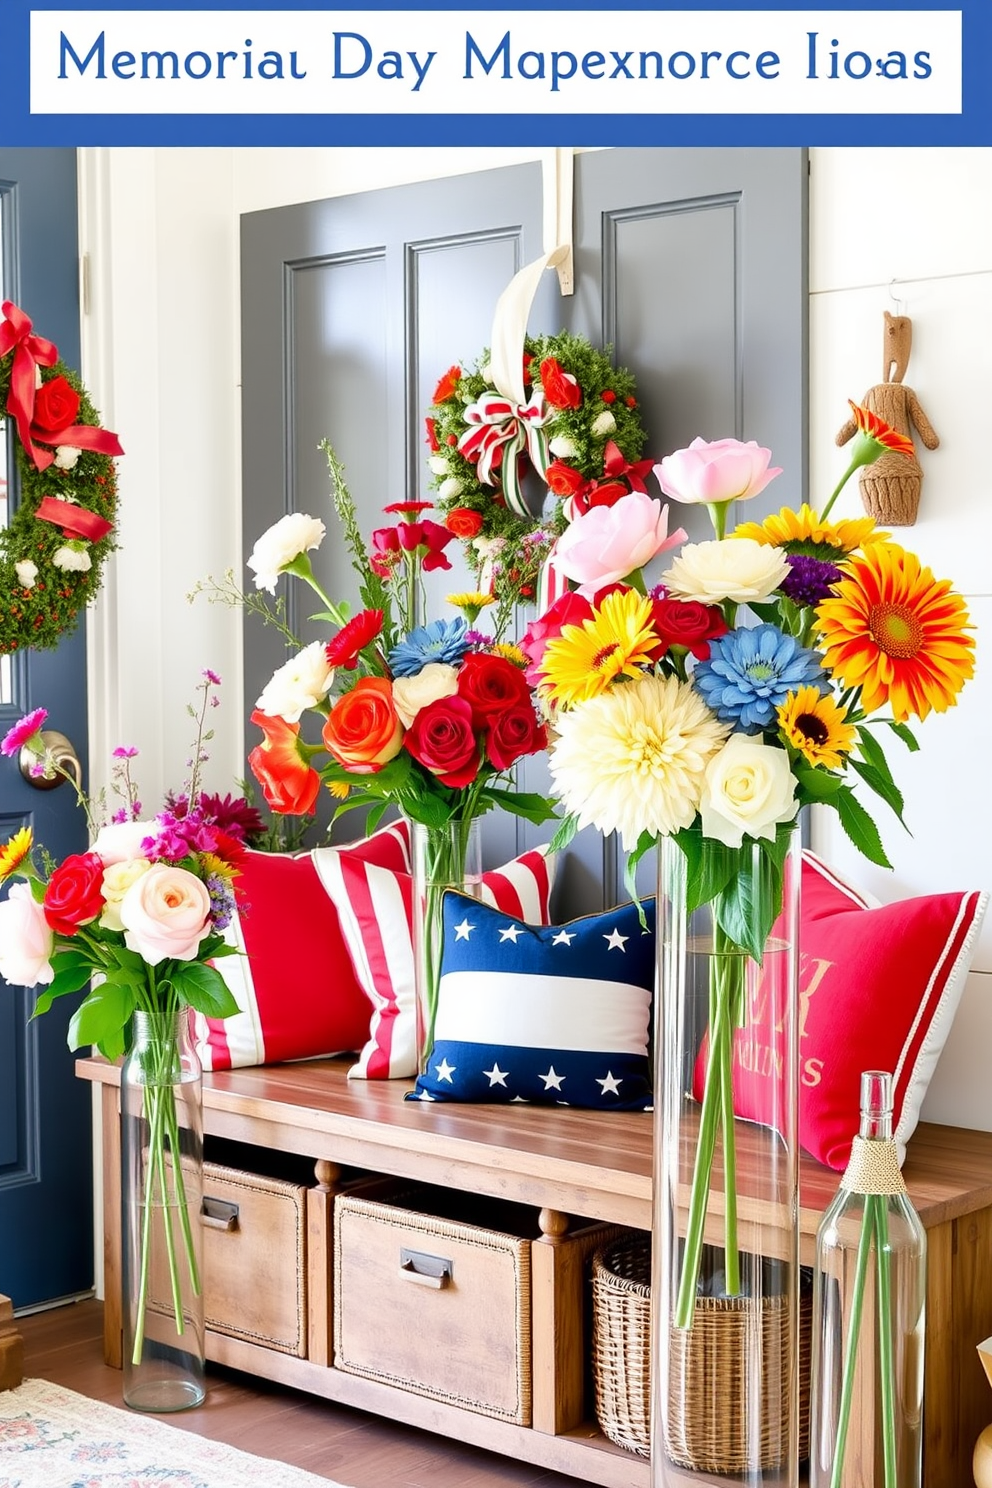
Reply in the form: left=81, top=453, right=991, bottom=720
left=31, top=953, right=93, bottom=1017
left=309, top=605, right=351, bottom=626
left=793, top=765, right=845, bottom=800
left=672, top=828, right=739, bottom=913
left=847, top=756, right=907, bottom=826
left=96, top=1025, right=129, bottom=1062
left=365, top=799, right=390, bottom=835
left=623, top=831, right=656, bottom=923
left=715, top=851, right=785, bottom=963
left=478, top=788, right=558, bottom=825
left=170, top=962, right=240, bottom=1019
left=884, top=719, right=920, bottom=753
left=547, top=812, right=580, bottom=855
left=67, top=981, right=136, bottom=1052
left=833, top=787, right=893, bottom=868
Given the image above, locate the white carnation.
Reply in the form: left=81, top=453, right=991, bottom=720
left=247, top=512, right=325, bottom=594
left=662, top=537, right=791, bottom=605
left=591, top=410, right=617, bottom=438
left=391, top=662, right=460, bottom=728
left=428, top=456, right=450, bottom=475
left=54, top=446, right=81, bottom=470
left=549, top=434, right=578, bottom=459
left=256, top=640, right=335, bottom=724
left=53, top=543, right=92, bottom=573
left=438, top=477, right=464, bottom=501
left=699, top=732, right=798, bottom=849
left=15, top=560, right=38, bottom=588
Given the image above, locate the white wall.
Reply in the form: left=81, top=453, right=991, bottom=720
left=78, top=145, right=991, bottom=1133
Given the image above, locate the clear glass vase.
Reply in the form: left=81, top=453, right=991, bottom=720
left=409, top=815, right=483, bottom=1075
left=809, top=1070, right=926, bottom=1488
left=651, top=828, right=802, bottom=1484
left=120, top=1007, right=205, bottom=1412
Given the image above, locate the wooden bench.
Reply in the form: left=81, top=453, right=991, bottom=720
left=78, top=1054, right=992, bottom=1486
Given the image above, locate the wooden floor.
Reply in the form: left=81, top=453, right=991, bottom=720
left=16, top=1300, right=597, bottom=1488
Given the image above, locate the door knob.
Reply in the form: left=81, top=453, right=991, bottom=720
left=19, top=729, right=83, bottom=792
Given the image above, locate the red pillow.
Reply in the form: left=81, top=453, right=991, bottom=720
left=693, top=852, right=987, bottom=1171
left=191, top=821, right=410, bottom=1070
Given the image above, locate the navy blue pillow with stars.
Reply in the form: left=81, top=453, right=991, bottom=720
left=407, top=891, right=655, bottom=1110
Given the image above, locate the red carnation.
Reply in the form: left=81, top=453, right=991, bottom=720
left=433, top=366, right=461, bottom=403
left=325, top=609, right=384, bottom=670
left=544, top=459, right=587, bottom=499
left=446, top=507, right=484, bottom=539
left=539, top=357, right=582, bottom=410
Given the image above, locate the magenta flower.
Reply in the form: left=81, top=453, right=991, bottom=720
left=1, top=708, right=49, bottom=758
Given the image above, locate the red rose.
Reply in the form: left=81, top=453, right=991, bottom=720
left=486, top=704, right=548, bottom=772
left=539, top=357, right=582, bottom=410
left=446, top=507, right=484, bottom=539
left=248, top=711, right=321, bottom=815
left=650, top=598, right=730, bottom=660
left=456, top=651, right=530, bottom=727
left=567, top=480, right=629, bottom=516
left=33, top=375, right=81, bottom=434
left=545, top=459, right=587, bottom=499
left=43, top=852, right=105, bottom=935
left=424, top=416, right=439, bottom=453
left=433, top=365, right=461, bottom=404
left=404, top=696, right=480, bottom=789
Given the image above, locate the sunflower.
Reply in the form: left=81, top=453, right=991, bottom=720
left=816, top=542, right=975, bottom=722
left=777, top=687, right=857, bottom=770
left=540, top=589, right=660, bottom=707
left=0, top=827, right=34, bottom=882
left=733, top=502, right=887, bottom=561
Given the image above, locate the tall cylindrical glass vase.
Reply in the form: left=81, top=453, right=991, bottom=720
left=651, top=828, right=802, bottom=1484
left=121, top=1007, right=205, bottom=1412
left=409, top=815, right=483, bottom=1075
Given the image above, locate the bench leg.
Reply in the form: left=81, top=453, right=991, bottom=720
left=0, top=1294, right=24, bottom=1391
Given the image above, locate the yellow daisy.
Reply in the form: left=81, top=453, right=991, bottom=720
left=540, top=589, right=659, bottom=708
left=493, top=642, right=527, bottom=667
left=733, top=503, right=888, bottom=561
left=777, top=687, right=857, bottom=771
left=446, top=592, right=496, bottom=624
left=816, top=542, right=975, bottom=722
left=328, top=778, right=351, bottom=800
left=0, top=827, right=33, bottom=882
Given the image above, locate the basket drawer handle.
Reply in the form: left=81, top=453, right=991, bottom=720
left=399, top=1247, right=452, bottom=1289
left=201, top=1196, right=240, bottom=1231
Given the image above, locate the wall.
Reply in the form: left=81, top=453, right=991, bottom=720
left=78, top=145, right=990, bottom=1133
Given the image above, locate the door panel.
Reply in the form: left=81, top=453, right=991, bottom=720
left=241, top=149, right=807, bottom=913
left=0, top=147, right=93, bottom=1310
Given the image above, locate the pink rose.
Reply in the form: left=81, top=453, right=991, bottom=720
left=92, top=819, right=152, bottom=866
left=550, top=491, right=687, bottom=590
left=653, top=437, right=782, bottom=507
left=520, top=592, right=594, bottom=683
left=119, top=863, right=212, bottom=965
left=0, top=882, right=55, bottom=987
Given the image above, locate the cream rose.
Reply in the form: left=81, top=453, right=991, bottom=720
left=0, top=882, right=54, bottom=987
left=92, top=819, right=153, bottom=866
left=119, top=864, right=213, bottom=964
left=391, top=662, right=460, bottom=728
left=247, top=512, right=325, bottom=593
left=100, top=858, right=153, bottom=931
left=699, top=732, right=798, bottom=849
left=256, top=640, right=335, bottom=724
left=662, top=537, right=791, bottom=605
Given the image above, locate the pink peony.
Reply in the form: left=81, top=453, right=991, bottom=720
left=653, top=437, right=782, bottom=507
left=550, top=491, right=686, bottom=591
left=0, top=882, right=55, bottom=986
left=118, top=863, right=212, bottom=964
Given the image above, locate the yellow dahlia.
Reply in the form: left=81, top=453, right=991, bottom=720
left=816, top=542, right=975, bottom=722
left=733, top=503, right=887, bottom=561
left=0, top=827, right=34, bottom=882
left=540, top=589, right=660, bottom=708
left=777, top=687, right=857, bottom=770
left=549, top=673, right=730, bottom=849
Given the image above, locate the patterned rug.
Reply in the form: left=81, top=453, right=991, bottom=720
left=0, top=1378, right=349, bottom=1488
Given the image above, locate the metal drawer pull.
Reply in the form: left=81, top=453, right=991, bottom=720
left=399, top=1247, right=452, bottom=1288
left=201, top=1196, right=240, bottom=1231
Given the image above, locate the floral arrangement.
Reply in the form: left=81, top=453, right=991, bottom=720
left=0, top=300, right=124, bottom=654
left=524, top=405, right=975, bottom=1323
left=426, top=331, right=653, bottom=623
left=0, top=672, right=249, bottom=1361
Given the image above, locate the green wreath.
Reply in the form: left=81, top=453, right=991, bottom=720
left=426, top=330, right=651, bottom=613
left=0, top=302, right=123, bottom=655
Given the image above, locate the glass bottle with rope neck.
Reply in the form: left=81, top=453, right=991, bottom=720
left=809, top=1069, right=926, bottom=1488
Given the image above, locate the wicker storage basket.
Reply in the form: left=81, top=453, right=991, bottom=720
left=591, top=1234, right=812, bottom=1470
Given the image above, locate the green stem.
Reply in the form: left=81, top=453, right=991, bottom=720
left=152, top=1099, right=185, bottom=1341
left=875, top=1196, right=899, bottom=1488
left=675, top=981, right=730, bottom=1329
left=829, top=1195, right=875, bottom=1488
left=819, top=458, right=859, bottom=522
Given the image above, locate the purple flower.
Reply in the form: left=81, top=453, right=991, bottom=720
left=779, top=553, right=843, bottom=607
left=1, top=708, right=48, bottom=757
left=202, top=669, right=222, bottom=686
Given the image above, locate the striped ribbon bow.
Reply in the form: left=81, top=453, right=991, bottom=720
left=457, top=388, right=551, bottom=516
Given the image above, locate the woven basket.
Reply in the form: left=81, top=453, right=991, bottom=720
left=591, top=1234, right=811, bottom=1470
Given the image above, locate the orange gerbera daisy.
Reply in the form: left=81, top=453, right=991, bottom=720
left=816, top=543, right=975, bottom=722
left=848, top=399, right=916, bottom=459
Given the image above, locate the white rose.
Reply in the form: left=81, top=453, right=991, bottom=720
left=247, top=513, right=325, bottom=593
left=590, top=410, right=617, bottom=438
left=100, top=858, right=153, bottom=931
left=15, top=560, right=38, bottom=588
left=699, top=732, right=798, bottom=849
left=549, top=434, right=578, bottom=459
left=0, top=883, right=54, bottom=987
left=54, top=445, right=81, bottom=470
left=438, top=477, right=464, bottom=502
left=256, top=640, right=334, bottom=724
left=92, top=819, right=153, bottom=866
left=53, top=543, right=92, bottom=573
left=428, top=456, right=450, bottom=475
left=662, top=538, right=791, bottom=605
left=391, top=662, right=460, bottom=728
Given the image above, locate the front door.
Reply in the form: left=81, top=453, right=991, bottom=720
left=0, top=148, right=94, bottom=1310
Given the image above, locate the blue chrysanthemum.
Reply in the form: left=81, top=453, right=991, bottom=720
left=779, top=553, right=844, bottom=607
left=692, top=623, right=829, bottom=731
left=388, top=618, right=469, bottom=678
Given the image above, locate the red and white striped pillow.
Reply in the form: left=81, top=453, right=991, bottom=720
left=324, top=844, right=556, bottom=1079
left=192, top=821, right=411, bottom=1071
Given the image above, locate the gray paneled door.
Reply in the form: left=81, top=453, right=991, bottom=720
left=240, top=148, right=807, bottom=913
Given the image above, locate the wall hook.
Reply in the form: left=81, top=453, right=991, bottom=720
left=888, top=278, right=905, bottom=315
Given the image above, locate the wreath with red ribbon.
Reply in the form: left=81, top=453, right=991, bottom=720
left=0, top=301, right=124, bottom=654
left=426, top=330, right=652, bottom=613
